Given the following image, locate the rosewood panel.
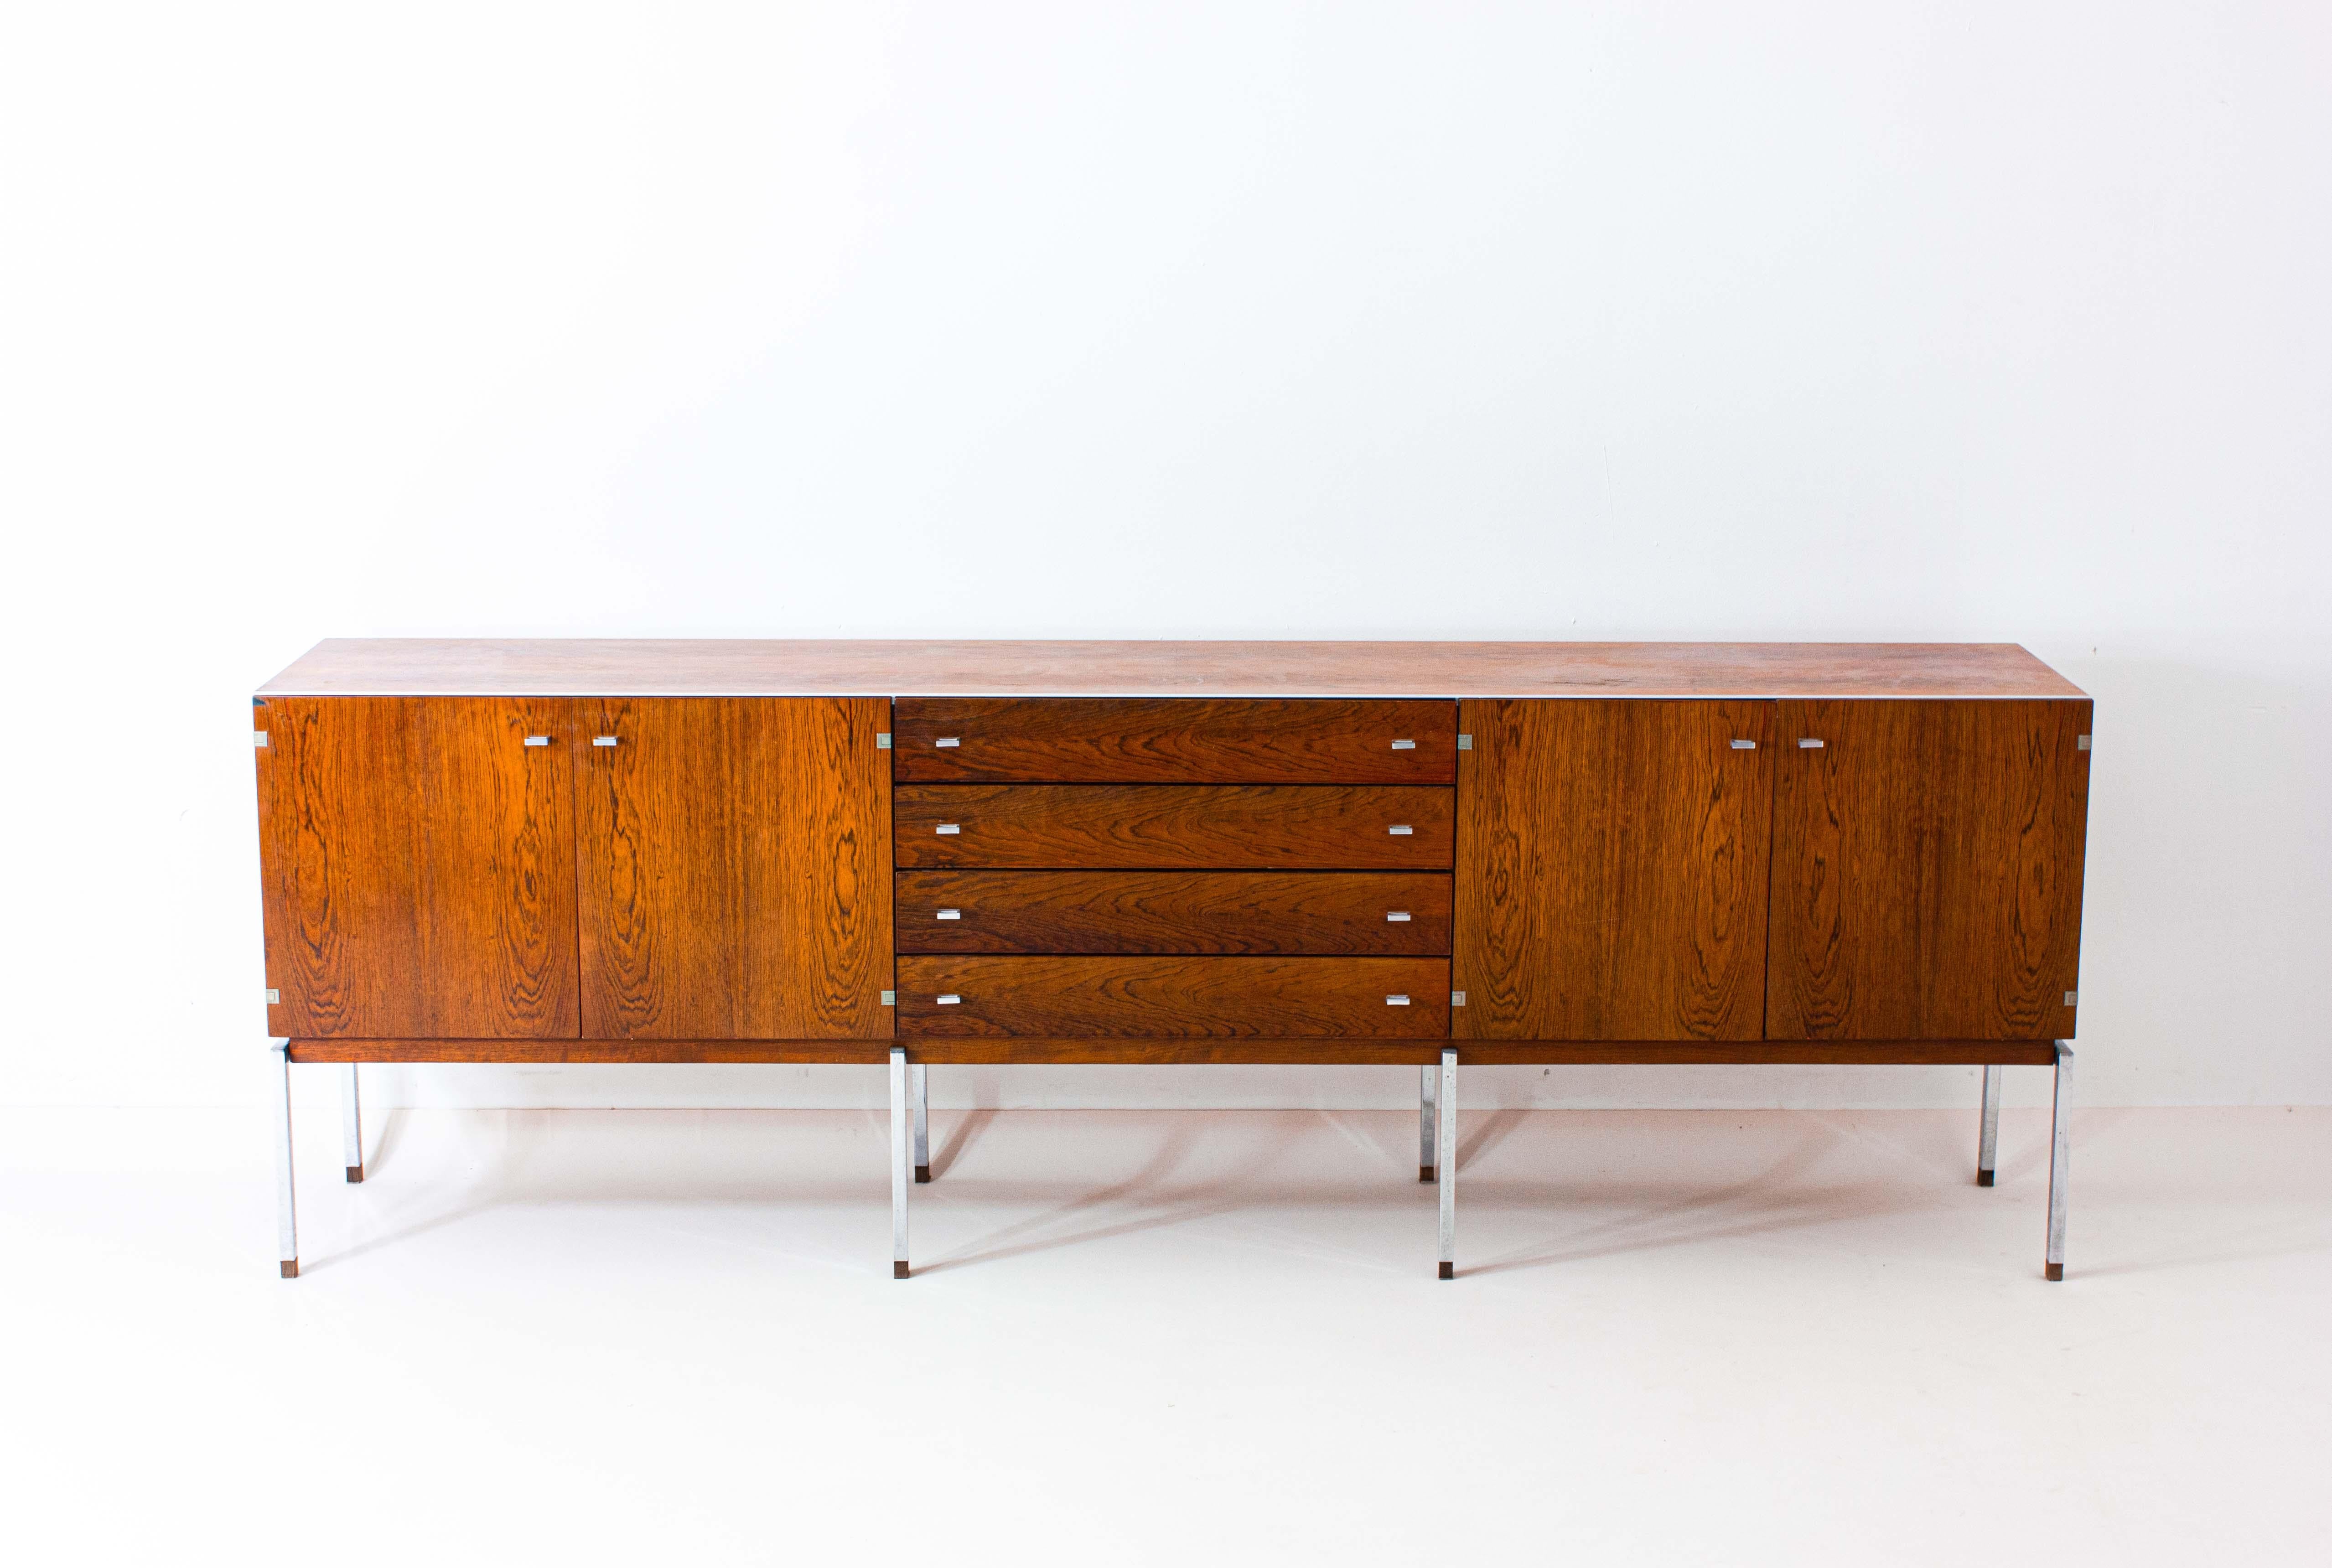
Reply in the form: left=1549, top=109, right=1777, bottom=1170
left=894, top=870, right=1451, bottom=954
left=891, top=698, right=1456, bottom=783
left=895, top=956, right=1450, bottom=1037
left=893, top=785, right=1453, bottom=869
left=1766, top=699, right=2092, bottom=1040
left=1454, top=699, right=1774, bottom=1041
left=575, top=698, right=892, bottom=1039
left=255, top=697, right=580, bottom=1039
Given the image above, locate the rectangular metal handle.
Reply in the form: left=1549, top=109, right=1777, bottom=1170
left=524, top=736, right=551, bottom=747
left=1387, top=825, right=1414, bottom=835
left=935, top=737, right=960, bottom=748
left=936, top=909, right=962, bottom=920
left=1386, top=994, right=1411, bottom=1006
left=1798, top=738, right=1823, bottom=749
left=935, top=823, right=961, bottom=835
left=935, top=994, right=962, bottom=1005
left=1730, top=739, right=1756, bottom=750
left=1386, top=911, right=1411, bottom=922
left=1391, top=739, right=1416, bottom=750
left=593, top=736, right=619, bottom=747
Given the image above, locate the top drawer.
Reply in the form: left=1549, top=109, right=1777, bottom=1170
left=891, top=698, right=1456, bottom=784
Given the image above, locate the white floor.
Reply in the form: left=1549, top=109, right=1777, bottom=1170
left=4, top=1101, right=2327, bottom=1565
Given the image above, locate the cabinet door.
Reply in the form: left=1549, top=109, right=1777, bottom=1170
left=575, top=698, right=892, bottom=1039
left=1767, top=699, right=2091, bottom=1040
left=256, top=697, right=580, bottom=1039
left=1454, top=699, right=1774, bottom=1040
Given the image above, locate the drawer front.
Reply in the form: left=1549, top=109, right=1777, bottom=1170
left=894, top=785, right=1454, bottom=869
left=895, top=871, right=1452, bottom=955
left=896, top=956, right=1451, bottom=1037
left=893, top=698, right=1456, bottom=784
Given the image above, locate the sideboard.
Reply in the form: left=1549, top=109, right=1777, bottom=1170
left=254, top=640, right=2091, bottom=1282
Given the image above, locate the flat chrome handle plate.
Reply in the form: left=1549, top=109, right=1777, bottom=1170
left=1391, top=739, right=1416, bottom=750
left=524, top=736, right=551, bottom=747
left=1386, top=994, right=1411, bottom=1006
left=936, top=909, right=962, bottom=920
left=593, top=736, right=619, bottom=747
left=936, top=823, right=961, bottom=835
left=1730, top=739, right=1756, bottom=750
left=1798, top=738, right=1823, bottom=749
left=1387, top=825, right=1414, bottom=835
left=936, top=994, right=962, bottom=1005
left=1386, top=911, right=1411, bottom=922
left=935, top=737, right=960, bottom=748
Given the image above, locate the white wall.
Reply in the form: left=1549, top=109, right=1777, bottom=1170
left=4, top=2, right=2326, bottom=1112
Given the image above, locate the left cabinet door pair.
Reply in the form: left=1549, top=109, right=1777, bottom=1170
left=257, top=698, right=894, bottom=1040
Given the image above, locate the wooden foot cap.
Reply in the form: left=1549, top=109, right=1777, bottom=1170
left=280, top=1259, right=299, bottom=1279
left=2045, top=1262, right=2064, bottom=1282
left=1437, top=1261, right=1454, bottom=1280
left=1976, top=1170, right=1995, bottom=1187
left=1420, top=1166, right=1435, bottom=1183
left=893, top=1261, right=910, bottom=1279
left=346, top=1165, right=365, bottom=1184
left=915, top=1165, right=931, bottom=1184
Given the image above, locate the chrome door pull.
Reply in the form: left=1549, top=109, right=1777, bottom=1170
left=592, top=736, right=619, bottom=746
left=1730, top=739, right=1756, bottom=750
left=935, top=994, right=962, bottom=1005
left=1798, top=738, right=1824, bottom=749
left=1386, top=911, right=1412, bottom=922
left=524, top=736, right=551, bottom=747
left=936, top=909, right=962, bottom=920
left=1391, top=739, right=1417, bottom=750
left=935, top=824, right=961, bottom=835
left=935, top=737, right=960, bottom=748
left=1387, top=824, right=1414, bottom=835
left=1386, top=994, right=1411, bottom=1006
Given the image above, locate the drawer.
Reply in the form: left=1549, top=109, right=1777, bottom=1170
left=895, top=870, right=1452, bottom=955
left=896, top=956, right=1451, bottom=1037
left=893, top=784, right=1454, bottom=869
left=891, top=698, right=1456, bottom=783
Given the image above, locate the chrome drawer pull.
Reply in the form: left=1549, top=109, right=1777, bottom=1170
left=936, top=823, right=961, bottom=834
left=1391, top=739, right=1416, bottom=750
left=935, top=737, right=960, bottom=748
left=592, top=736, right=619, bottom=747
left=936, top=994, right=962, bottom=1005
left=1798, top=738, right=1824, bottom=749
left=1386, top=994, right=1411, bottom=1005
left=1386, top=911, right=1411, bottom=922
left=936, top=909, right=962, bottom=920
left=524, top=736, right=551, bottom=747
left=1730, top=739, right=1756, bottom=750
left=1387, top=824, right=1414, bottom=835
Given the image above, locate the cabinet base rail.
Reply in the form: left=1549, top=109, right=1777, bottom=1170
left=267, top=1040, right=2073, bottom=1284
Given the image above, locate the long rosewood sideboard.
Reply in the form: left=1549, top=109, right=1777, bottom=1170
left=254, top=640, right=2092, bottom=1282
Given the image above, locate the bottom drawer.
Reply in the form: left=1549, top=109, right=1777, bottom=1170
left=896, top=956, right=1451, bottom=1038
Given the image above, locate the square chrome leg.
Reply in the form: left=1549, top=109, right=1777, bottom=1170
left=1436, top=1049, right=1457, bottom=1279
left=342, top=1063, right=366, bottom=1183
left=1976, top=1064, right=2001, bottom=1186
left=2046, top=1042, right=2074, bottom=1281
left=269, top=1039, right=299, bottom=1278
left=912, top=1062, right=930, bottom=1183
left=1420, top=1062, right=1437, bottom=1182
left=890, top=1047, right=911, bottom=1278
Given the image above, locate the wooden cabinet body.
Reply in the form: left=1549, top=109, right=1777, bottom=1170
left=255, top=641, right=2088, bottom=1067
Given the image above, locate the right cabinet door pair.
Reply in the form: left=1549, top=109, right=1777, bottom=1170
left=1452, top=698, right=2092, bottom=1042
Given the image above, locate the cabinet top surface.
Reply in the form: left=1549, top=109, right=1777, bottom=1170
left=257, top=640, right=2086, bottom=699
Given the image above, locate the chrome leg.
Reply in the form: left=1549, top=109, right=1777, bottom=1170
left=342, top=1063, right=365, bottom=1183
left=2046, top=1042, right=2074, bottom=1282
left=1420, top=1062, right=1437, bottom=1182
left=1436, top=1049, right=1457, bottom=1279
left=269, top=1039, right=298, bottom=1278
left=912, top=1062, right=930, bottom=1183
left=1976, top=1064, right=2001, bottom=1187
left=890, top=1047, right=911, bottom=1278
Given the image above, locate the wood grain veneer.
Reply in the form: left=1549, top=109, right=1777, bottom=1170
left=1766, top=699, right=2091, bottom=1041
left=894, top=870, right=1452, bottom=954
left=1455, top=699, right=1774, bottom=1041
left=894, top=956, right=1451, bottom=1038
left=259, top=639, right=2088, bottom=699
left=892, top=698, right=1456, bottom=782
left=257, top=697, right=580, bottom=1039
left=894, top=784, right=1455, bottom=869
left=574, top=697, right=892, bottom=1039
